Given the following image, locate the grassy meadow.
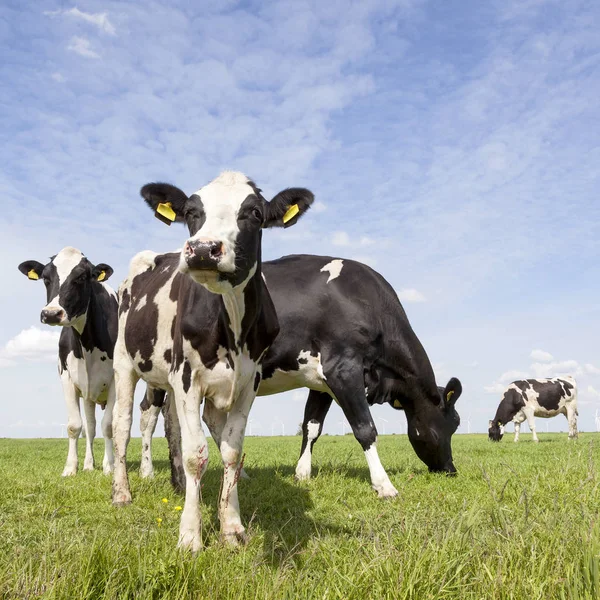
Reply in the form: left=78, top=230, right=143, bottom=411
left=0, top=433, right=599, bottom=599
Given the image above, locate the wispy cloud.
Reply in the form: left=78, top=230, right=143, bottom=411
left=396, top=288, right=426, bottom=303
left=530, top=349, right=553, bottom=362
left=67, top=36, right=99, bottom=58
left=0, top=327, right=59, bottom=368
left=44, top=7, right=116, bottom=35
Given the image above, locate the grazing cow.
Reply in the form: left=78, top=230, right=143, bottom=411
left=488, top=377, right=578, bottom=442
left=139, top=253, right=463, bottom=497
left=111, top=171, right=314, bottom=552
left=18, top=247, right=117, bottom=475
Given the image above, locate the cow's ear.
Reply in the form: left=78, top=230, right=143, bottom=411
left=264, top=188, right=314, bottom=228
left=18, top=260, right=45, bottom=281
left=92, top=264, right=114, bottom=282
left=140, top=183, right=189, bottom=226
left=443, top=377, right=462, bottom=407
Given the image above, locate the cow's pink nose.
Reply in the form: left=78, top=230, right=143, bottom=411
left=184, top=240, right=224, bottom=269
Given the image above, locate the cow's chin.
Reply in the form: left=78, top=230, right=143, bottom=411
left=184, top=269, right=233, bottom=295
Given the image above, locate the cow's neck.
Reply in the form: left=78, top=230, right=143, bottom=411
left=493, top=401, right=516, bottom=426
left=71, top=290, right=104, bottom=352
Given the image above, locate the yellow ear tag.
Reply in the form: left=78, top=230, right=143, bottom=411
left=393, top=399, right=402, bottom=408
left=155, top=202, right=176, bottom=225
left=97, top=271, right=106, bottom=282
left=27, top=269, right=39, bottom=280
left=446, top=390, right=454, bottom=402
left=282, top=203, right=299, bottom=224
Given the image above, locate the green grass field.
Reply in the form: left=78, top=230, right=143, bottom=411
left=0, top=433, right=599, bottom=599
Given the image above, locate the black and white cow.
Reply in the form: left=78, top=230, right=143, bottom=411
left=488, top=377, right=578, bottom=442
left=18, top=247, right=117, bottom=475
left=111, top=171, right=314, bottom=552
left=138, top=252, right=463, bottom=496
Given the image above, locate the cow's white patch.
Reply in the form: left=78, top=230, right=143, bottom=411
left=295, top=420, right=320, bottom=480
left=53, top=246, right=85, bottom=286
left=320, top=259, right=344, bottom=283
left=364, top=445, right=398, bottom=498
left=135, top=295, right=147, bottom=311
left=260, top=350, right=330, bottom=396
left=186, top=171, right=256, bottom=275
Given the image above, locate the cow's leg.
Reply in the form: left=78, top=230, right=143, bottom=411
left=523, top=408, right=538, bottom=442
left=566, top=404, right=578, bottom=440
left=203, top=401, right=249, bottom=480
left=218, top=384, right=256, bottom=546
left=324, top=366, right=397, bottom=498
left=61, top=374, right=82, bottom=477
left=163, top=393, right=185, bottom=493
left=295, top=390, right=333, bottom=481
left=140, top=388, right=164, bottom=479
left=101, top=382, right=116, bottom=475
left=513, top=412, right=525, bottom=442
left=82, top=398, right=97, bottom=471
left=173, top=380, right=208, bottom=553
left=112, top=365, right=139, bottom=505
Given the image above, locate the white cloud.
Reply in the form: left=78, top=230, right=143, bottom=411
left=585, top=385, right=600, bottom=398
left=332, top=231, right=350, bottom=246
left=312, top=202, right=327, bottom=213
left=483, top=382, right=506, bottom=395
left=530, top=360, right=582, bottom=379
left=585, top=363, right=600, bottom=375
left=530, top=349, right=553, bottom=362
left=45, top=7, right=116, bottom=35
left=67, top=36, right=100, bottom=59
left=51, top=72, right=66, bottom=83
left=0, top=327, right=60, bottom=368
left=395, top=288, right=427, bottom=303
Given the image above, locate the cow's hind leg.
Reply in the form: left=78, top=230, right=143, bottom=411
left=163, top=393, right=185, bottom=493
left=523, top=408, right=538, bottom=442
left=112, top=365, right=139, bottom=505
left=101, top=382, right=116, bottom=474
left=82, top=398, right=97, bottom=470
left=61, top=373, right=82, bottom=477
left=203, top=401, right=249, bottom=480
left=295, top=390, right=333, bottom=481
left=140, top=388, right=164, bottom=479
left=566, top=404, right=578, bottom=440
left=324, top=365, right=397, bottom=498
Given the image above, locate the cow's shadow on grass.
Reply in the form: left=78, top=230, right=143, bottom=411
left=140, top=461, right=345, bottom=567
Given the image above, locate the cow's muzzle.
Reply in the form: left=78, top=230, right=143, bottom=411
left=183, top=240, right=224, bottom=271
left=41, top=308, right=65, bottom=325
left=429, top=462, right=457, bottom=476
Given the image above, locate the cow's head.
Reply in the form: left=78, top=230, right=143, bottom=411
left=488, top=420, right=505, bottom=441
left=18, top=247, right=113, bottom=329
left=404, top=377, right=462, bottom=474
left=141, top=171, right=314, bottom=294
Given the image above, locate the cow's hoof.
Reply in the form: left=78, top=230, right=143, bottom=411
left=221, top=527, right=248, bottom=548
left=83, top=463, right=95, bottom=472
left=178, top=531, right=203, bottom=553
left=295, top=466, right=311, bottom=481
left=61, top=466, right=77, bottom=477
left=112, top=488, right=132, bottom=506
left=103, top=463, right=114, bottom=476
left=374, top=483, right=398, bottom=498
left=139, top=466, right=154, bottom=479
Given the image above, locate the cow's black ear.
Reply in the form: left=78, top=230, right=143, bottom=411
left=264, top=188, right=314, bottom=228
left=444, top=377, right=462, bottom=407
left=92, top=263, right=114, bottom=282
left=140, top=183, right=189, bottom=226
left=18, top=260, right=45, bottom=281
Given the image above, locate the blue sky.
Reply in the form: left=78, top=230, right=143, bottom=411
left=1, top=0, right=599, bottom=439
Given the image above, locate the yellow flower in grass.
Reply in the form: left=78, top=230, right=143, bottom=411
left=174, top=506, right=182, bottom=511
left=161, top=498, right=168, bottom=504
left=156, top=518, right=163, bottom=526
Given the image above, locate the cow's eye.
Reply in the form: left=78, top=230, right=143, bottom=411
left=252, top=207, right=262, bottom=221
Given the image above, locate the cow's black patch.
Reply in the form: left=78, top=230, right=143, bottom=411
left=254, top=372, right=261, bottom=392
left=298, top=357, right=308, bottom=365
left=164, top=349, right=172, bottom=364
left=138, top=360, right=153, bottom=372
left=182, top=361, right=192, bottom=394
left=529, top=379, right=562, bottom=411
left=101, top=356, right=106, bottom=361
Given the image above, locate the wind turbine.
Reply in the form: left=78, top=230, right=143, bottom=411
left=248, top=419, right=261, bottom=436
left=595, top=409, right=600, bottom=432
left=338, top=419, right=348, bottom=435
left=467, top=413, right=472, bottom=435
left=377, top=417, right=389, bottom=435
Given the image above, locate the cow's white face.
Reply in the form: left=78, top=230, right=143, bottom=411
left=180, top=172, right=260, bottom=293
left=18, top=246, right=113, bottom=330
left=140, top=171, right=315, bottom=296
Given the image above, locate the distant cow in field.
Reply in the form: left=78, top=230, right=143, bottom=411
left=18, top=247, right=117, bottom=475
left=488, top=377, right=578, bottom=442
left=111, top=171, right=314, bottom=552
left=138, top=252, right=463, bottom=497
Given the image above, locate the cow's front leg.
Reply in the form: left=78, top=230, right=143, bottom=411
left=61, top=373, right=82, bottom=477
left=514, top=421, right=521, bottom=442
left=218, top=384, right=256, bottom=546
left=163, top=393, right=185, bottom=493
left=203, top=401, right=249, bottom=480
left=112, top=364, right=138, bottom=505
left=101, top=382, right=116, bottom=475
left=82, top=398, right=97, bottom=470
left=173, top=379, right=208, bottom=553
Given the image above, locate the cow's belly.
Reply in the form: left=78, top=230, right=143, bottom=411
left=259, top=350, right=332, bottom=397
left=65, top=350, right=113, bottom=402
left=533, top=406, right=565, bottom=418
